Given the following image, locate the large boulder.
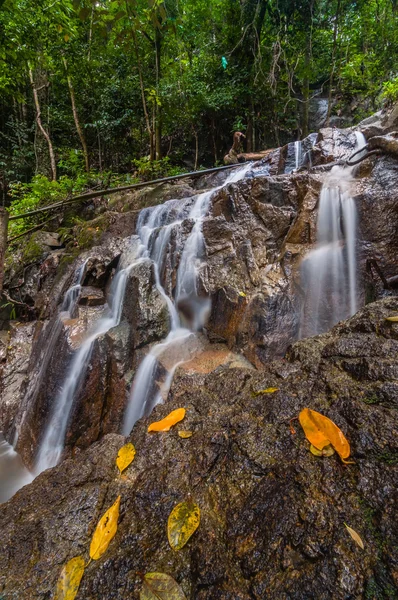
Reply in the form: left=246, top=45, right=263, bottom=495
left=1, top=298, right=397, bottom=599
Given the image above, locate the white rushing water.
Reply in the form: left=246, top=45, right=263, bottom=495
left=0, top=260, right=88, bottom=501
left=0, top=433, right=33, bottom=503
left=34, top=163, right=252, bottom=474
left=122, top=163, right=252, bottom=434
left=299, top=133, right=366, bottom=337
left=295, top=140, right=303, bottom=171
left=35, top=257, right=132, bottom=474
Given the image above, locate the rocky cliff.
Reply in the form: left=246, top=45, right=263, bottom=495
left=0, top=108, right=398, bottom=599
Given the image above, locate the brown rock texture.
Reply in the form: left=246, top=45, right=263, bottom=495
left=1, top=298, right=398, bottom=599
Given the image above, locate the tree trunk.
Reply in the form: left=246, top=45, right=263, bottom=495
left=98, top=128, right=102, bottom=172
left=325, top=0, right=341, bottom=126
left=0, top=208, right=9, bottom=296
left=28, top=68, right=57, bottom=181
left=155, top=27, right=162, bottom=160
left=62, top=58, right=90, bottom=172
left=193, top=128, right=199, bottom=170
left=132, top=29, right=154, bottom=160
left=211, top=119, right=218, bottom=163
left=302, top=35, right=311, bottom=138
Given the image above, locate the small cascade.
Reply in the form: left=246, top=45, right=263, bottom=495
left=0, top=260, right=87, bottom=501
left=35, top=256, right=133, bottom=474
left=294, top=140, right=303, bottom=171
left=22, top=258, right=88, bottom=434
left=0, top=433, right=33, bottom=504
left=285, top=140, right=303, bottom=174
left=299, top=133, right=366, bottom=337
left=122, top=163, right=252, bottom=434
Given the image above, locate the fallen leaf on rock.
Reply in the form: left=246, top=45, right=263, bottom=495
left=140, top=572, right=187, bottom=599
left=178, top=431, right=193, bottom=439
left=148, top=408, right=186, bottom=432
left=299, top=408, right=352, bottom=463
left=310, top=443, right=335, bottom=457
left=55, top=556, right=85, bottom=600
left=90, top=496, right=120, bottom=560
left=344, top=523, right=364, bottom=549
left=168, top=500, right=200, bottom=550
left=253, top=387, right=279, bottom=396
left=385, top=316, right=398, bottom=322
left=116, top=443, right=136, bottom=474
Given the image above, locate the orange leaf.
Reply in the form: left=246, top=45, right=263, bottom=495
left=148, top=408, right=186, bottom=432
left=299, top=408, right=351, bottom=461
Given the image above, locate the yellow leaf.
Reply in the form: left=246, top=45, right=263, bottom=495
left=55, top=556, right=85, bottom=600
left=178, top=431, right=193, bottom=439
left=64, top=34, right=70, bottom=42
left=310, top=443, right=335, bottom=457
left=148, top=408, right=186, bottom=432
left=57, top=25, right=63, bottom=33
left=385, top=316, right=398, bottom=322
left=90, top=496, right=120, bottom=560
left=344, top=523, right=364, bottom=549
left=140, top=572, right=187, bottom=599
left=167, top=500, right=200, bottom=551
left=116, top=443, right=136, bottom=474
left=299, top=408, right=351, bottom=461
left=253, top=387, right=279, bottom=396
left=238, top=291, right=246, bottom=297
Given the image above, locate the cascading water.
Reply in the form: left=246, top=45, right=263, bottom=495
left=122, top=163, right=253, bottom=434
left=15, top=258, right=88, bottom=449
left=294, top=140, right=303, bottom=171
left=0, top=260, right=87, bottom=501
left=0, top=433, right=33, bottom=504
left=35, top=254, right=133, bottom=474
left=299, top=133, right=366, bottom=337
left=0, top=163, right=252, bottom=499
left=34, top=163, right=251, bottom=473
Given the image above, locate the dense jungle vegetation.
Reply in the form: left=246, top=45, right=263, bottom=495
left=1, top=0, right=398, bottom=210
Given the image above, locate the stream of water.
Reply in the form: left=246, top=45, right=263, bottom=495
left=33, top=163, right=253, bottom=478
left=122, top=163, right=253, bottom=434
left=299, top=133, right=366, bottom=337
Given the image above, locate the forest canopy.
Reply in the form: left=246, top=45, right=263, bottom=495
left=1, top=0, right=398, bottom=203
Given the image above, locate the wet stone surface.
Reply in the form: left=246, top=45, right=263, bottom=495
left=0, top=298, right=398, bottom=599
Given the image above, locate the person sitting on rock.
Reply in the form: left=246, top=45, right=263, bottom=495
left=224, top=131, right=246, bottom=164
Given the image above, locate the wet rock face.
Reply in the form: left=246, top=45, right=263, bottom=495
left=1, top=298, right=398, bottom=599
left=0, top=322, right=35, bottom=440
left=204, top=175, right=301, bottom=363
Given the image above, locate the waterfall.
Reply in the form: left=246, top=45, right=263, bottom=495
left=285, top=140, right=303, bottom=174
left=35, top=256, right=133, bottom=474
left=122, top=163, right=252, bottom=435
left=0, top=433, right=33, bottom=504
left=294, top=140, right=303, bottom=171
left=299, top=133, right=366, bottom=337
left=0, top=260, right=88, bottom=501
left=33, top=163, right=252, bottom=473
left=19, top=258, right=88, bottom=447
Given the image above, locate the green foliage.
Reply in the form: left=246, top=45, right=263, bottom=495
left=381, top=77, right=398, bottom=105
left=7, top=175, right=75, bottom=238
left=132, top=157, right=185, bottom=181
left=1, top=0, right=398, bottom=198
